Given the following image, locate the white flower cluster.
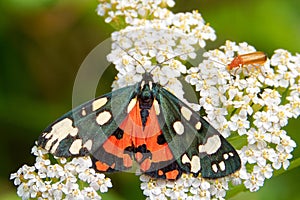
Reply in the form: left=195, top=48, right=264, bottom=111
left=98, top=0, right=216, bottom=97
left=100, top=0, right=297, bottom=198
left=11, top=0, right=299, bottom=199
left=138, top=40, right=299, bottom=199
left=105, top=12, right=215, bottom=106
left=140, top=173, right=235, bottom=200
left=97, top=0, right=175, bottom=24
left=10, top=145, right=112, bottom=200
left=107, top=28, right=197, bottom=102
left=185, top=41, right=298, bottom=193
left=97, top=0, right=299, bottom=199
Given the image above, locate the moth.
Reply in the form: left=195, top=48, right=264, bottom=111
left=38, top=47, right=241, bottom=180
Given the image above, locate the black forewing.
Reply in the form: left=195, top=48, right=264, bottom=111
left=154, top=84, right=241, bottom=178
left=38, top=83, right=141, bottom=158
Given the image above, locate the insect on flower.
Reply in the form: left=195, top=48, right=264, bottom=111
left=37, top=44, right=241, bottom=180
left=227, top=51, right=267, bottom=73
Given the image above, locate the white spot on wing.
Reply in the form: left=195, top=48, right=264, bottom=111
left=173, top=121, right=184, bottom=135
left=43, top=118, right=78, bottom=154
left=181, top=154, right=201, bottom=173
left=127, top=97, right=137, bottom=113
left=198, top=135, right=221, bottom=155
left=69, top=139, right=83, bottom=155
left=92, top=97, right=108, bottom=111
left=190, top=156, right=201, bottom=173
left=212, top=164, right=218, bottom=173
left=182, top=154, right=190, bottom=164
left=181, top=106, right=192, bottom=121
left=141, top=81, right=145, bottom=88
left=195, top=122, right=202, bottom=130
left=223, top=153, right=229, bottom=160
left=81, top=108, right=87, bottom=116
left=96, top=111, right=112, bottom=125
left=219, top=161, right=225, bottom=171
left=153, top=99, right=160, bottom=115
left=229, top=152, right=234, bottom=157
left=149, top=81, right=153, bottom=90
left=83, top=139, right=93, bottom=151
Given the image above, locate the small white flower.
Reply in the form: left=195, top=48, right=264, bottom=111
left=90, top=173, right=112, bottom=193
left=140, top=175, right=167, bottom=199
left=81, top=187, right=102, bottom=200
left=243, top=171, right=265, bottom=192
left=239, top=145, right=260, bottom=164
left=269, top=127, right=285, bottom=144
left=209, top=179, right=228, bottom=198
left=253, top=163, right=273, bottom=179
left=253, top=111, right=273, bottom=131
left=232, top=95, right=254, bottom=117
left=209, top=106, right=228, bottom=120
left=272, top=151, right=292, bottom=170
left=52, top=182, right=64, bottom=199
left=165, top=181, right=188, bottom=199
left=261, top=147, right=277, bottom=164
left=47, top=164, right=64, bottom=178
left=247, top=128, right=271, bottom=147
left=186, top=67, right=200, bottom=86
left=228, top=114, right=250, bottom=135
left=271, top=49, right=293, bottom=68
left=277, top=134, right=297, bottom=154
left=287, top=92, right=300, bottom=118
left=260, top=89, right=281, bottom=107
left=17, top=182, right=31, bottom=200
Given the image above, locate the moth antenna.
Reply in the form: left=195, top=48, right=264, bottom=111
left=114, top=40, right=201, bottom=76
left=114, top=42, right=148, bottom=72
left=149, top=51, right=194, bottom=74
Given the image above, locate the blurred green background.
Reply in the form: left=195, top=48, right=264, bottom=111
left=1, top=0, right=299, bottom=199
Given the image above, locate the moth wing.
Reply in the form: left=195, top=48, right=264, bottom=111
left=154, top=86, right=241, bottom=179
left=38, top=83, right=140, bottom=172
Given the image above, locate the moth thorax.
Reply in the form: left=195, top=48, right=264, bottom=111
left=138, top=85, right=154, bottom=110
left=138, top=85, right=154, bottom=128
